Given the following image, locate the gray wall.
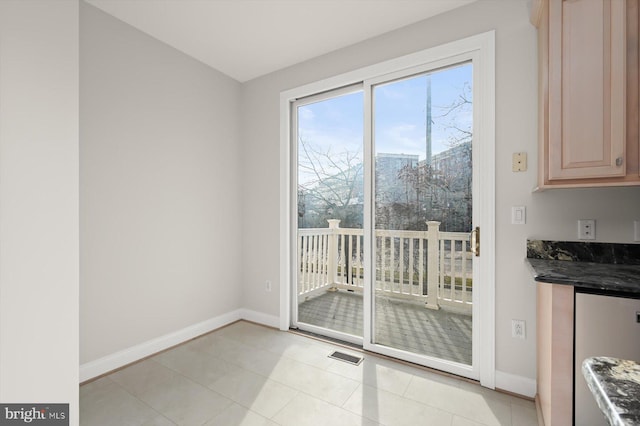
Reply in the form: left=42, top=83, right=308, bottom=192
left=240, top=0, right=640, bottom=389
left=0, top=0, right=79, bottom=418
left=4, top=0, right=638, bottom=405
left=80, top=3, right=242, bottom=363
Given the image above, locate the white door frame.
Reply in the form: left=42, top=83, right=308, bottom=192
left=279, top=31, right=495, bottom=388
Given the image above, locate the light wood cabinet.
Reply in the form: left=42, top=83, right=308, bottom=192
left=536, top=282, right=574, bottom=426
left=532, top=0, right=640, bottom=189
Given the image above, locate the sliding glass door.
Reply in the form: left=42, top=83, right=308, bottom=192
left=369, top=63, right=475, bottom=368
left=290, top=48, right=486, bottom=381
left=293, top=86, right=365, bottom=343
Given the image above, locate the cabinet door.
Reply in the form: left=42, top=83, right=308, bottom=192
left=548, top=0, right=627, bottom=180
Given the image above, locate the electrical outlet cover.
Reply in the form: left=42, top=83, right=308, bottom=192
left=578, top=219, right=596, bottom=240
left=511, top=319, right=526, bottom=339
left=512, top=152, right=527, bottom=172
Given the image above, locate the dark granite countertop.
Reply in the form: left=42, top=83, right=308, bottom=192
left=526, top=240, right=640, bottom=296
left=526, top=258, right=640, bottom=295
left=582, top=357, right=640, bottom=426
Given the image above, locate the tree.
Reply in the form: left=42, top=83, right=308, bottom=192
left=437, top=81, right=472, bottom=147
left=297, top=137, right=363, bottom=229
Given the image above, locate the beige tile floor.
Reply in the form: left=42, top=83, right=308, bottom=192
left=80, top=321, right=538, bottom=426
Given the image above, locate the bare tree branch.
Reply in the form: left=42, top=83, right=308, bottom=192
left=298, top=137, right=364, bottom=227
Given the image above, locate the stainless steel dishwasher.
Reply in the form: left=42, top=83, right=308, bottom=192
left=574, top=291, right=640, bottom=426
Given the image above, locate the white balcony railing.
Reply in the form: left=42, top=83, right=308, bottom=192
left=297, top=220, right=472, bottom=313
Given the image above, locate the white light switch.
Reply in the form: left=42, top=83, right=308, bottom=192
left=512, top=206, right=526, bottom=224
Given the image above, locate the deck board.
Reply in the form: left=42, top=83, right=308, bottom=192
left=298, top=290, right=472, bottom=365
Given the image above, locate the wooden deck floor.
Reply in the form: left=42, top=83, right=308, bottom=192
left=298, top=290, right=472, bottom=365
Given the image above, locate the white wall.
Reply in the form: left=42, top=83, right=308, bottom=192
left=80, top=3, right=242, bottom=366
left=0, top=0, right=80, bottom=421
left=241, top=0, right=640, bottom=393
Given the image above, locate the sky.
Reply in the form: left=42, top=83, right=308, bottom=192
left=297, top=62, right=472, bottom=185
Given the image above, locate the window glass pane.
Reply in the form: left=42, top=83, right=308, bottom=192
left=373, top=62, right=473, bottom=365
left=296, top=90, right=364, bottom=338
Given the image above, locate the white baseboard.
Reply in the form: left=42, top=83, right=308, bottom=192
left=495, top=370, right=536, bottom=398
left=80, top=308, right=282, bottom=383
left=80, top=309, right=243, bottom=382
left=239, top=309, right=280, bottom=329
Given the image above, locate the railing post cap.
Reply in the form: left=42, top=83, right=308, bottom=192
left=327, top=219, right=341, bottom=228
left=426, top=220, right=441, bottom=226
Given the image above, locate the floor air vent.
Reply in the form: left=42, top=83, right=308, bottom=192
left=328, top=351, right=363, bottom=365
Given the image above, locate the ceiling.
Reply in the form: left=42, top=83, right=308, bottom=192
left=85, top=0, right=477, bottom=82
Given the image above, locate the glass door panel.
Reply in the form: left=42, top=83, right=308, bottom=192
left=372, top=63, right=474, bottom=365
left=294, top=89, right=364, bottom=340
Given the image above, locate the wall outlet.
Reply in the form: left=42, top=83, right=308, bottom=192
left=634, top=221, right=640, bottom=242
left=512, top=319, right=526, bottom=339
left=578, top=219, right=596, bottom=240
left=265, top=280, right=272, bottom=292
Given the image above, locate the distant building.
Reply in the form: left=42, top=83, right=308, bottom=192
left=429, top=141, right=472, bottom=231
left=375, top=153, right=419, bottom=205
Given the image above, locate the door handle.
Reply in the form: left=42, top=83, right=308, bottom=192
left=471, top=227, right=480, bottom=257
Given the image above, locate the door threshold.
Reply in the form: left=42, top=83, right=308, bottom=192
left=288, top=327, right=476, bottom=385
left=289, top=328, right=362, bottom=350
